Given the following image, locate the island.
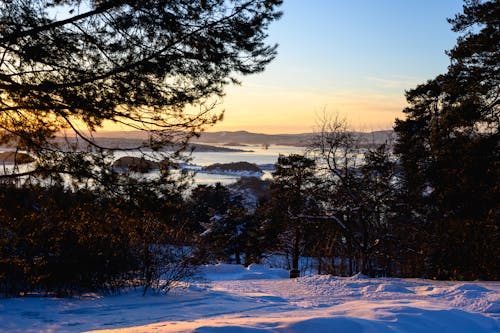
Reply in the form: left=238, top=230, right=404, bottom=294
left=112, top=156, right=159, bottom=173
left=200, top=161, right=263, bottom=177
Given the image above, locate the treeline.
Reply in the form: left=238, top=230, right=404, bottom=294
left=185, top=121, right=498, bottom=280
left=258, top=133, right=498, bottom=280
left=0, top=125, right=498, bottom=297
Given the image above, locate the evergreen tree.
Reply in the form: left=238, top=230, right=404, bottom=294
left=394, top=0, right=499, bottom=280
left=201, top=198, right=249, bottom=264
left=187, top=183, right=262, bottom=265
left=269, top=154, right=319, bottom=277
left=186, top=183, right=232, bottom=234
left=0, top=0, right=282, bottom=184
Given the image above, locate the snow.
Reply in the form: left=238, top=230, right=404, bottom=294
left=1, top=264, right=499, bottom=333
left=197, top=263, right=289, bottom=281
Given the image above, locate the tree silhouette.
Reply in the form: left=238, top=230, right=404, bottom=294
left=0, top=0, right=282, bottom=182
left=394, top=0, right=499, bottom=280
left=270, top=154, right=319, bottom=277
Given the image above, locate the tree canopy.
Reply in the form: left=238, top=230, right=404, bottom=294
left=394, top=0, right=499, bottom=280
left=0, top=0, right=282, bottom=180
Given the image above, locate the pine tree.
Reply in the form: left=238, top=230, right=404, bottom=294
left=394, top=0, right=499, bottom=280
left=270, top=154, right=319, bottom=277
left=0, top=0, right=282, bottom=183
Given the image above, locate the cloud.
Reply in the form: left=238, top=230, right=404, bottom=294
left=365, top=75, right=422, bottom=90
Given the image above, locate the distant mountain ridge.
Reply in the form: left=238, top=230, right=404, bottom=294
left=85, top=130, right=395, bottom=147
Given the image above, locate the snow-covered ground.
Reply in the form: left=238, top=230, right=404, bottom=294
left=1, top=264, right=499, bottom=333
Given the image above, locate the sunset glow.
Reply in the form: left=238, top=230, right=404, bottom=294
left=202, top=0, right=463, bottom=133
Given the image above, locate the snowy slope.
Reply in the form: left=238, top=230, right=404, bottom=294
left=0, top=264, right=498, bottom=333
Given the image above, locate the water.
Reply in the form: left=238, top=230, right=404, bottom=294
left=188, top=145, right=305, bottom=185
left=1, top=145, right=306, bottom=186
left=190, top=145, right=305, bottom=166
left=192, top=145, right=304, bottom=185
left=109, top=144, right=306, bottom=185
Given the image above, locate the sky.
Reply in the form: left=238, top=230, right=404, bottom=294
left=207, top=0, right=464, bottom=133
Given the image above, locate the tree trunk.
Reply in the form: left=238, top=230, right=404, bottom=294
left=290, top=226, right=301, bottom=278
left=292, top=226, right=300, bottom=271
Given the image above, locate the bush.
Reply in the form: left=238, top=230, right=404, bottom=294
left=0, top=184, right=190, bottom=297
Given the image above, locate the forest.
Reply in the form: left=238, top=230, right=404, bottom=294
left=0, top=0, right=498, bottom=297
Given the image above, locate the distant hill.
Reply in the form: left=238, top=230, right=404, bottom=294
left=82, top=129, right=395, bottom=147
left=0, top=136, right=250, bottom=152
left=194, top=131, right=313, bottom=146
left=194, top=130, right=395, bottom=147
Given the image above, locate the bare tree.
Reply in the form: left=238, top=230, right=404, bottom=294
left=309, top=113, right=398, bottom=275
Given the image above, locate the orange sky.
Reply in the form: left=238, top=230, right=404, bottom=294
left=96, top=1, right=461, bottom=135
left=202, top=1, right=461, bottom=134
left=207, top=83, right=409, bottom=134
